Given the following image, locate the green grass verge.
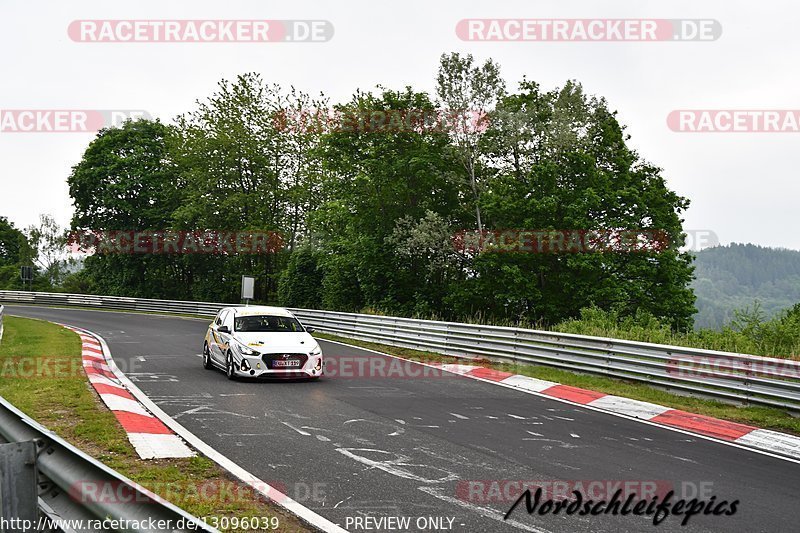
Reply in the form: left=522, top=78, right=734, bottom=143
left=0, top=316, right=309, bottom=532
left=315, top=332, right=800, bottom=436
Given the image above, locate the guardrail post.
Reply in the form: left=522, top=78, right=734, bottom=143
left=0, top=441, right=38, bottom=531
left=742, top=358, right=753, bottom=404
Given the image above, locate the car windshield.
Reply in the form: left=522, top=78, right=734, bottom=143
left=234, top=315, right=304, bottom=333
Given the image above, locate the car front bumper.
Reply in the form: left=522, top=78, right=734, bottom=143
left=231, top=353, right=323, bottom=378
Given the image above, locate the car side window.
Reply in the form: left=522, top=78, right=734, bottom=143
left=215, top=311, right=224, bottom=326
left=224, top=311, right=235, bottom=330
left=216, top=310, right=228, bottom=327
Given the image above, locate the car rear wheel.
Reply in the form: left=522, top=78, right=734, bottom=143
left=225, top=351, right=236, bottom=380
left=202, top=343, right=213, bottom=370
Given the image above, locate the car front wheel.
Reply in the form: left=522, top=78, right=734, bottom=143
left=225, top=351, right=236, bottom=380
left=203, top=343, right=213, bottom=370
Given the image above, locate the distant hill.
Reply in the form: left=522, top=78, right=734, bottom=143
left=692, top=243, right=800, bottom=329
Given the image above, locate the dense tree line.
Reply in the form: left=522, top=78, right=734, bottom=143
left=0, top=217, right=30, bottom=289
left=62, top=54, right=696, bottom=328
left=0, top=215, right=74, bottom=290
left=693, top=244, right=800, bottom=329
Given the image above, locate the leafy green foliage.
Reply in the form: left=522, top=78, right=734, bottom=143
left=556, top=305, right=800, bottom=358
left=66, top=76, right=324, bottom=303
left=68, top=119, right=189, bottom=299
left=62, top=56, right=697, bottom=329
left=0, top=216, right=35, bottom=289
left=0, top=216, right=28, bottom=267
left=277, top=248, right=322, bottom=308
left=26, top=214, right=75, bottom=286
left=436, top=52, right=505, bottom=233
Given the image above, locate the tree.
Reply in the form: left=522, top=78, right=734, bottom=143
left=68, top=119, right=184, bottom=298
left=277, top=248, right=322, bottom=308
left=386, top=210, right=462, bottom=315
left=308, top=87, right=462, bottom=313
left=0, top=216, right=30, bottom=266
left=274, top=86, right=329, bottom=251
left=26, top=214, right=73, bottom=287
left=436, top=52, right=505, bottom=232
left=692, top=244, right=800, bottom=328
left=459, top=80, right=696, bottom=328
left=172, top=74, right=326, bottom=301
left=70, top=120, right=181, bottom=230
left=62, top=62, right=699, bottom=330
left=0, top=216, right=34, bottom=290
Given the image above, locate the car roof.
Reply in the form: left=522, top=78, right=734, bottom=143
left=224, top=306, right=295, bottom=318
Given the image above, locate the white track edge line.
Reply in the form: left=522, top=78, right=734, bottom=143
left=89, top=329, right=349, bottom=533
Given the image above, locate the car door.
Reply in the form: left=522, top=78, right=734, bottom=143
left=210, top=310, right=228, bottom=364
left=208, top=311, right=221, bottom=357
left=216, top=310, right=234, bottom=360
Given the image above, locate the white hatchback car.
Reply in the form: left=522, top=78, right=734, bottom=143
left=203, top=306, right=323, bottom=380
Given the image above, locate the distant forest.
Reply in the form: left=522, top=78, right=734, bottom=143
left=693, top=243, right=800, bottom=329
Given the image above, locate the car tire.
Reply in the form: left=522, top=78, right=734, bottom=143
left=226, top=351, right=236, bottom=380
left=203, top=343, right=213, bottom=370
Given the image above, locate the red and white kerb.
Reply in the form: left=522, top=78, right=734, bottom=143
left=62, top=325, right=194, bottom=459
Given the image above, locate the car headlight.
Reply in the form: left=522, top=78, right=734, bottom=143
left=310, top=346, right=322, bottom=356
left=233, top=340, right=258, bottom=356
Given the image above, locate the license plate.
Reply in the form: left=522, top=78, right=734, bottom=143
left=273, top=360, right=300, bottom=368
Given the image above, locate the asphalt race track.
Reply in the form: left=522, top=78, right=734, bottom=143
left=7, top=305, right=800, bottom=533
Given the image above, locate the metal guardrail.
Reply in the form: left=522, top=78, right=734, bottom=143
left=1, top=290, right=798, bottom=411
left=0, top=395, right=214, bottom=533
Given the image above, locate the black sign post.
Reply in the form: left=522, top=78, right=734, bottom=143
left=20, top=266, right=33, bottom=291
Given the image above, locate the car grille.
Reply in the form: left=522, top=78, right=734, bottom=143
left=262, top=353, right=308, bottom=369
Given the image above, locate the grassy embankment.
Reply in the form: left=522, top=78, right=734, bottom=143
left=0, top=316, right=309, bottom=533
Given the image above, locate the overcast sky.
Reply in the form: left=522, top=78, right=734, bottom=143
left=1, top=0, right=797, bottom=250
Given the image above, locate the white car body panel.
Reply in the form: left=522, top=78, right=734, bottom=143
left=203, top=306, right=323, bottom=379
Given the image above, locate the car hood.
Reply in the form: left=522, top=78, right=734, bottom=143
left=232, top=332, right=319, bottom=354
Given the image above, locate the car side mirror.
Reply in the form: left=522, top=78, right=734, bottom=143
left=218, top=325, right=230, bottom=334
left=306, top=327, right=315, bottom=333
